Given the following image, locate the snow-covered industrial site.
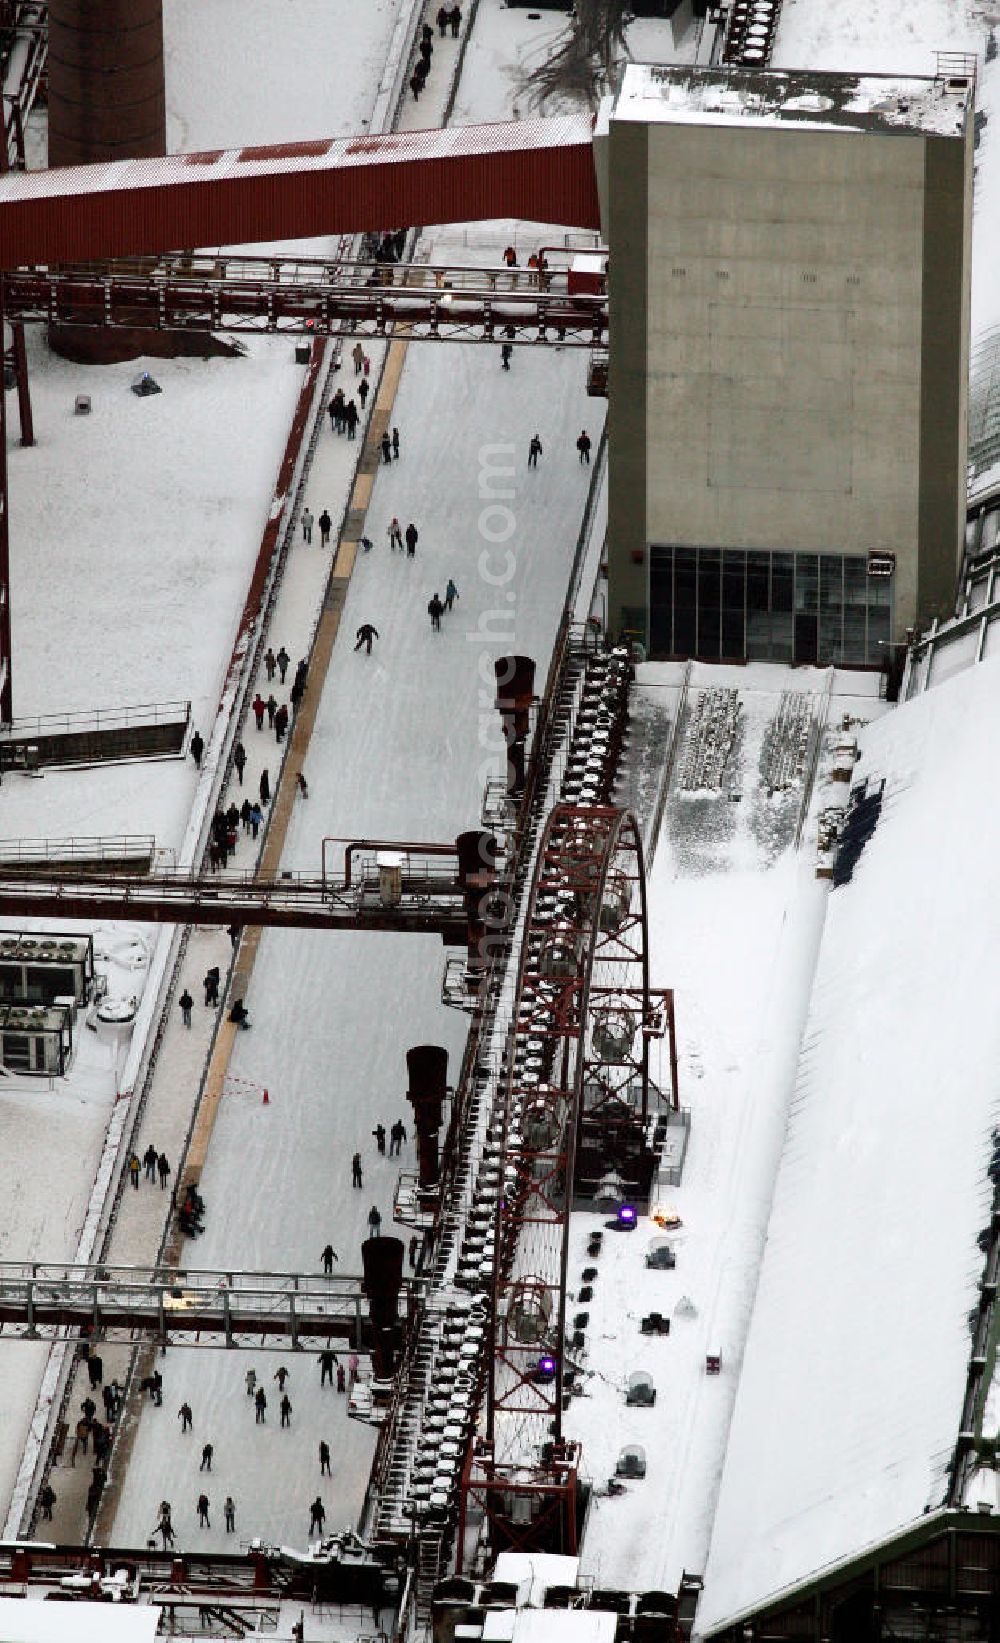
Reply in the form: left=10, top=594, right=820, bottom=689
left=0, top=0, right=998, bottom=1639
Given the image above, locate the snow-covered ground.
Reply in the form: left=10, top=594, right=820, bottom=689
left=110, top=324, right=602, bottom=1555
left=568, top=663, right=888, bottom=1597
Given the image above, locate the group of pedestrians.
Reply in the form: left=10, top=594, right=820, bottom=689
left=386, top=517, right=418, bottom=556
left=127, top=1144, right=171, bottom=1189
left=159, top=1353, right=360, bottom=1544
left=526, top=429, right=592, bottom=467
left=410, top=9, right=462, bottom=100
left=64, top=1347, right=128, bottom=1524
left=301, top=506, right=333, bottom=546
left=427, top=579, right=459, bottom=631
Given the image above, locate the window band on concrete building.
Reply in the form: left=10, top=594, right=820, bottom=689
left=647, top=546, right=893, bottom=664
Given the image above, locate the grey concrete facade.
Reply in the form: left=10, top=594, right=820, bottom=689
left=600, top=66, right=974, bottom=659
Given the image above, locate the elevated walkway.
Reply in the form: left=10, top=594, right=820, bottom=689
left=4, top=255, right=606, bottom=346
left=0, top=1259, right=417, bottom=1349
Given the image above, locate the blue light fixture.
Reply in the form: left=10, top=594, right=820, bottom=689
left=617, top=1203, right=637, bottom=1230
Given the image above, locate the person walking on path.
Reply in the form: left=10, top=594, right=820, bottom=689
left=354, top=624, right=379, bottom=655
left=204, top=967, right=220, bottom=1007
left=318, top=509, right=332, bottom=547
left=319, top=1439, right=331, bottom=1475
left=240, top=799, right=252, bottom=833
left=500, top=342, right=512, bottom=370
left=528, top=432, right=543, bottom=467
left=409, top=70, right=422, bottom=101
left=428, top=593, right=444, bottom=632
left=179, top=988, right=193, bottom=1027
left=437, top=3, right=449, bottom=31
left=309, top=1496, right=326, bottom=1537
left=301, top=507, right=314, bottom=543
left=444, top=578, right=459, bottom=613
left=321, top=1243, right=338, bottom=1276
left=337, top=1361, right=347, bottom=1393
left=252, top=692, right=266, bottom=730
left=224, top=1496, right=236, bottom=1533
left=264, top=647, right=276, bottom=682
left=392, top=426, right=400, bottom=459
left=275, top=703, right=289, bottom=743
left=143, top=1144, right=158, bottom=1183
left=290, top=676, right=305, bottom=712
left=259, top=769, right=271, bottom=807
left=348, top=1352, right=359, bottom=1389
left=358, top=377, right=369, bottom=411
left=352, top=341, right=364, bottom=375
left=576, top=429, right=592, bottom=464
left=128, top=1153, right=140, bottom=1190
left=233, top=741, right=246, bottom=784
left=352, top=1151, right=363, bottom=1188
left=380, top=431, right=392, bottom=464
left=388, top=517, right=403, bottom=552
left=280, top=1393, right=292, bottom=1428
left=319, top=1350, right=336, bottom=1387
left=266, top=693, right=277, bottom=729
left=88, top=1351, right=104, bottom=1387
left=367, top=1205, right=382, bottom=1238
left=344, top=399, right=359, bottom=439
left=372, top=1123, right=386, bottom=1155
left=197, top=1493, right=210, bottom=1529
left=158, top=1152, right=171, bottom=1188
left=178, top=1402, right=193, bottom=1433
left=157, top=1504, right=175, bottom=1548
left=200, top=1443, right=213, bottom=1472
left=449, top=4, right=462, bottom=34
left=405, top=522, right=418, bottom=558
left=245, top=1367, right=257, bottom=1398
left=274, top=1365, right=290, bottom=1392
left=189, top=730, right=204, bottom=769
left=255, top=1387, right=267, bottom=1424
left=276, top=646, right=290, bottom=684
left=39, top=1483, right=56, bottom=1521
left=389, top=1119, right=408, bottom=1157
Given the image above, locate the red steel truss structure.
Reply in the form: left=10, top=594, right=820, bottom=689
left=459, top=804, right=673, bottom=1565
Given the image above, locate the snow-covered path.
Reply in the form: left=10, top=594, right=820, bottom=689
left=110, top=310, right=602, bottom=1554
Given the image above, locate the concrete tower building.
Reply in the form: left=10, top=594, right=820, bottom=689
left=597, top=64, right=974, bottom=666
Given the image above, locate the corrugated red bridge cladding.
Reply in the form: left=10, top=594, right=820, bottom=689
left=0, top=128, right=601, bottom=267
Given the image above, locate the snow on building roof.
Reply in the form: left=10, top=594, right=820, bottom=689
left=611, top=63, right=970, bottom=136
left=509, top=1613, right=617, bottom=1643
left=0, top=1597, right=160, bottom=1641
left=699, top=655, right=1000, bottom=1634
left=493, top=1552, right=580, bottom=1606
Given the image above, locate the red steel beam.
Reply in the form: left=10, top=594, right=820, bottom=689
left=0, top=116, right=601, bottom=267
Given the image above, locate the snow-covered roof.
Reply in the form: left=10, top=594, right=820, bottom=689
left=0, top=1598, right=160, bottom=1641
left=0, top=115, right=593, bottom=203
left=611, top=63, right=970, bottom=136
left=699, top=655, right=1000, bottom=1633
left=493, top=1552, right=580, bottom=1605
left=508, top=1614, right=617, bottom=1643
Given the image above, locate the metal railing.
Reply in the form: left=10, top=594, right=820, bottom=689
left=0, top=834, right=155, bottom=865
left=0, top=699, right=190, bottom=741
